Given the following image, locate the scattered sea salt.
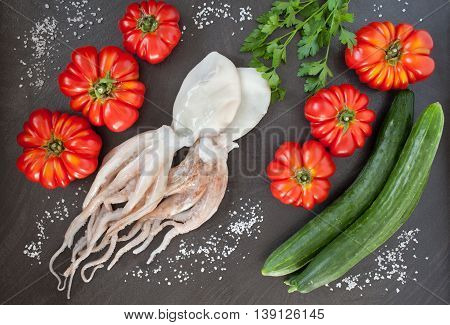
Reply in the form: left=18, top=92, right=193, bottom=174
left=191, top=2, right=252, bottom=35
left=23, top=196, right=80, bottom=265
left=16, top=0, right=103, bottom=92
left=329, top=228, right=427, bottom=294
left=367, top=1, right=414, bottom=22
left=124, top=198, right=264, bottom=286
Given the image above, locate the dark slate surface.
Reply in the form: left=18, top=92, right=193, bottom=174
left=0, top=0, right=448, bottom=305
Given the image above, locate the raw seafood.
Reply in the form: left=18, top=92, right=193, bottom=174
left=172, top=52, right=241, bottom=138
left=226, top=68, right=271, bottom=141
left=49, top=52, right=270, bottom=298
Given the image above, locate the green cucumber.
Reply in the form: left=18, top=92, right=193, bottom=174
left=262, top=90, right=414, bottom=276
left=286, top=102, right=444, bottom=293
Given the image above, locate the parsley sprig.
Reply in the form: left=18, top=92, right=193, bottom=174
left=241, top=0, right=356, bottom=101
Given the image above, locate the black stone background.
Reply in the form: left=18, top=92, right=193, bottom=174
left=0, top=0, right=448, bottom=304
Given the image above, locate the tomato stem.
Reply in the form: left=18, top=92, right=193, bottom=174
left=385, top=40, right=402, bottom=65
left=294, top=168, right=312, bottom=185
left=338, top=107, right=355, bottom=133
left=90, top=72, right=116, bottom=100
left=44, top=136, right=65, bottom=156
left=138, top=14, right=159, bottom=33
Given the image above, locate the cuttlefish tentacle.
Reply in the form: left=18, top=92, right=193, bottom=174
left=83, top=129, right=157, bottom=209
left=80, top=235, right=118, bottom=283
left=107, top=222, right=153, bottom=270
left=147, top=137, right=229, bottom=265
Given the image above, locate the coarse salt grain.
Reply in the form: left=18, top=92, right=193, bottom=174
left=191, top=2, right=252, bottom=34
left=16, top=0, right=104, bottom=92
left=330, top=228, right=426, bottom=294
left=367, top=1, right=413, bottom=22
left=23, top=196, right=80, bottom=265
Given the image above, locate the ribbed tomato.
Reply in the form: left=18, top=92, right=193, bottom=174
left=345, top=21, right=434, bottom=91
left=58, top=46, right=146, bottom=132
left=17, top=109, right=102, bottom=189
left=304, top=84, right=376, bottom=157
left=119, top=0, right=181, bottom=64
left=267, top=141, right=335, bottom=210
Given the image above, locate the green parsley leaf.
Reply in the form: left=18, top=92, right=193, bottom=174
left=297, top=61, right=326, bottom=77
left=272, top=47, right=284, bottom=67
left=327, top=0, right=340, bottom=11
left=297, top=35, right=320, bottom=60
left=241, top=0, right=355, bottom=101
left=273, top=1, right=291, bottom=10
left=339, top=27, right=356, bottom=48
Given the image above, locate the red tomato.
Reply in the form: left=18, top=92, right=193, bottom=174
left=119, top=0, right=181, bottom=64
left=267, top=141, right=336, bottom=210
left=17, top=109, right=102, bottom=189
left=345, top=21, right=435, bottom=91
left=304, top=84, right=376, bottom=157
left=58, top=46, right=146, bottom=132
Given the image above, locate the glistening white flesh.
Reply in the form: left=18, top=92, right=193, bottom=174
left=172, top=52, right=241, bottom=139
left=225, top=68, right=271, bottom=141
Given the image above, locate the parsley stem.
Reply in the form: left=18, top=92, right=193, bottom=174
left=323, top=8, right=337, bottom=66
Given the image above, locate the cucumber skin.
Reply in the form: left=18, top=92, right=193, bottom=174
left=262, top=90, right=415, bottom=276
left=287, top=103, right=444, bottom=293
